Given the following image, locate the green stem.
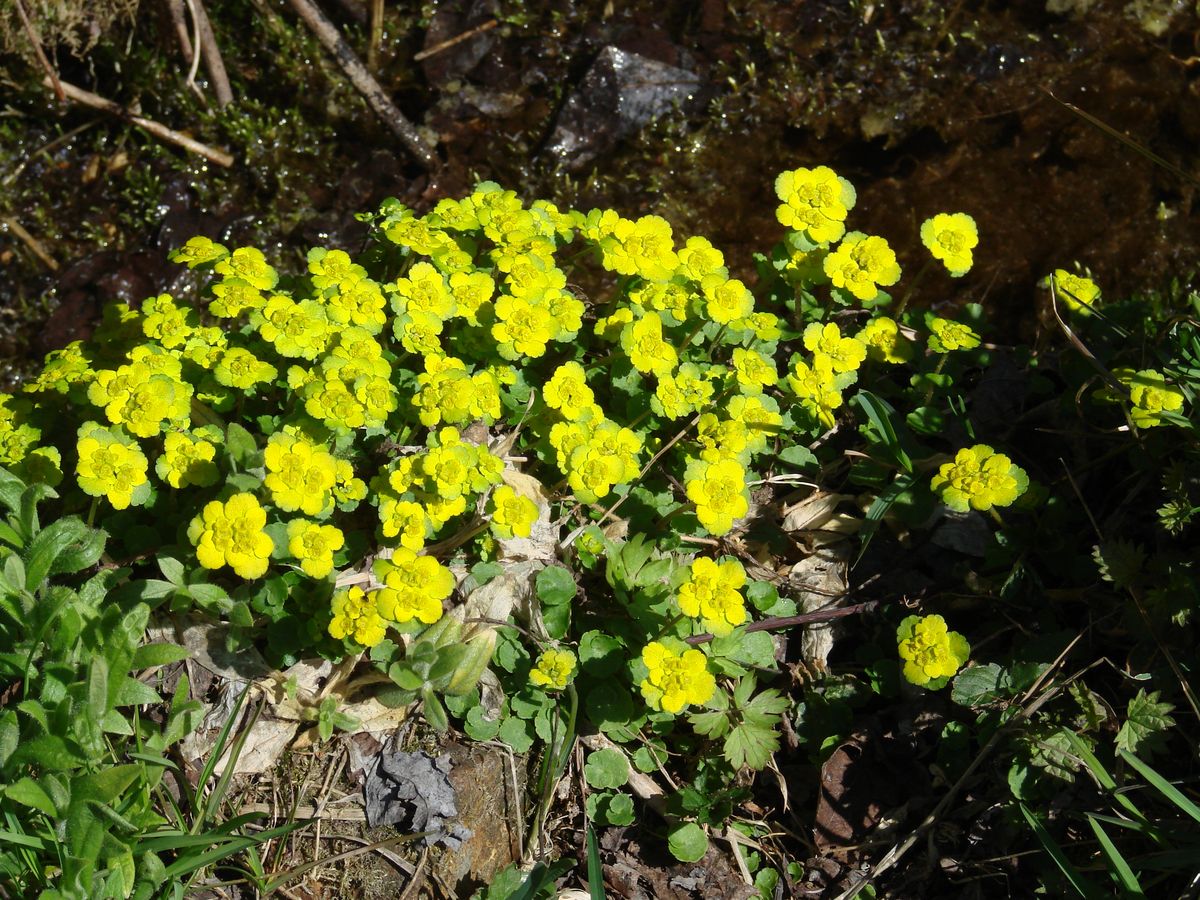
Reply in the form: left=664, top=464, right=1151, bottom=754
left=894, top=259, right=932, bottom=318
left=86, top=497, right=98, bottom=528
left=922, top=354, right=949, bottom=407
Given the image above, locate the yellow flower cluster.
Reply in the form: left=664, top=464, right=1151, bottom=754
left=529, top=647, right=576, bottom=690
left=373, top=549, right=454, bottom=625
left=75, top=422, right=149, bottom=510
left=920, top=213, right=978, bottom=277
left=87, top=353, right=193, bottom=438
left=639, top=641, right=716, bottom=714
left=413, top=354, right=506, bottom=427
left=897, top=614, right=970, bottom=686
left=264, top=430, right=339, bottom=516
left=550, top=415, right=642, bottom=505
left=328, top=586, right=387, bottom=647
left=1117, top=369, right=1185, bottom=428
left=187, top=493, right=275, bottom=579
left=489, top=485, right=539, bottom=539
left=1052, top=269, right=1101, bottom=314
left=156, top=429, right=220, bottom=489
left=823, top=232, right=902, bottom=302
left=677, top=557, right=748, bottom=637
left=774, top=166, right=857, bottom=243
left=927, top=317, right=981, bottom=353
left=931, top=444, right=1028, bottom=513
left=287, top=519, right=345, bottom=578
left=684, top=456, right=749, bottom=536
left=0, top=395, right=40, bottom=466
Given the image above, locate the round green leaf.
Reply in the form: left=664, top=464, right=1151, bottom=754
left=579, top=630, right=624, bottom=677
left=584, top=748, right=630, bottom=790
left=536, top=565, right=576, bottom=605
left=668, top=822, right=708, bottom=863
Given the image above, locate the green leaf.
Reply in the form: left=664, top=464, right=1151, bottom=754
left=499, top=715, right=534, bottom=753
left=586, top=823, right=606, bottom=900
left=1087, top=815, right=1145, bottom=897
left=225, top=423, right=258, bottom=468
left=852, top=391, right=913, bottom=473
left=87, top=656, right=110, bottom=722
left=724, top=688, right=788, bottom=770
left=777, top=445, right=818, bottom=470
left=132, top=643, right=190, bottom=670
left=1017, top=802, right=1104, bottom=899
left=422, top=689, right=449, bottom=733
left=579, top=630, right=624, bottom=678
left=113, top=676, right=162, bottom=707
left=26, top=518, right=102, bottom=588
left=4, top=777, right=58, bottom=816
left=667, top=822, right=708, bottom=863
left=584, top=748, right=630, bottom=790
left=464, top=706, right=500, bottom=741
left=158, top=557, right=186, bottom=586
left=1120, top=751, right=1200, bottom=825
left=1116, top=690, right=1176, bottom=757
left=542, top=599, right=571, bottom=641
left=951, top=664, right=1006, bottom=707
left=535, top=565, right=576, bottom=606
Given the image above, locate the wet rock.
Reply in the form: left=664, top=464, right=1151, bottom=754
left=420, top=0, right=500, bottom=87
left=544, top=45, right=702, bottom=170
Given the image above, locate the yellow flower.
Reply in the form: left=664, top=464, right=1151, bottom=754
left=1052, top=269, right=1101, bottom=315
left=897, top=614, right=970, bottom=686
left=727, top=394, right=783, bottom=454
left=1118, top=368, right=1185, bottom=428
left=214, top=246, right=278, bottom=291
left=786, top=355, right=845, bottom=429
left=492, top=294, right=554, bottom=359
left=256, top=295, right=331, bottom=360
left=696, top=414, right=749, bottom=462
left=774, top=166, right=856, bottom=244
left=543, top=361, right=598, bottom=421
left=0, top=395, right=40, bottom=465
left=640, top=642, right=716, bottom=714
left=602, top=214, right=679, bottom=281
left=920, top=213, right=978, bottom=277
left=856, top=316, right=913, bottom=364
left=333, top=458, right=367, bottom=505
left=374, top=548, right=453, bottom=625
left=701, top=275, right=755, bottom=325
left=823, top=233, right=902, bottom=302
left=307, top=247, right=365, bottom=291
left=803, top=322, right=866, bottom=373
left=677, top=557, right=748, bottom=637
left=169, top=235, right=228, bottom=268
left=676, top=235, right=726, bottom=282
left=449, top=270, right=495, bottom=325
left=529, top=648, right=576, bottom=690
left=187, top=493, right=275, bottom=579
left=263, top=431, right=338, bottom=516
left=379, top=494, right=429, bottom=548
left=156, top=431, right=219, bottom=489
left=594, top=307, right=635, bottom=342
left=75, top=422, right=149, bottom=510
left=931, top=444, right=1028, bottom=512
left=927, top=317, right=981, bottom=353
left=328, top=586, right=387, bottom=647
left=141, top=294, right=196, bottom=349
left=489, top=485, right=539, bottom=539
left=209, top=278, right=265, bottom=318
left=731, top=348, right=778, bottom=392
left=621, top=314, right=677, bottom=378
left=685, top=457, right=749, bottom=536
left=214, top=347, right=278, bottom=390
left=286, top=519, right=345, bottom=578
left=15, top=446, right=63, bottom=487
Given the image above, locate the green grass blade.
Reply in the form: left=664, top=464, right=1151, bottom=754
left=1087, top=815, right=1145, bottom=897
left=1120, top=751, right=1200, bottom=825
left=1062, top=732, right=1148, bottom=825
left=587, top=823, right=606, bottom=900
left=1018, top=802, right=1104, bottom=899
left=0, top=828, right=47, bottom=849
left=852, top=391, right=913, bottom=473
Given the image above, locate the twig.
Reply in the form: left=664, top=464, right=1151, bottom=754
left=2, top=119, right=98, bottom=186
left=183, top=0, right=205, bottom=99
left=283, top=0, right=437, bottom=169
left=685, top=600, right=879, bottom=645
left=189, top=0, right=234, bottom=107
left=45, top=77, right=235, bottom=167
left=1, top=217, right=58, bottom=271
left=167, top=0, right=195, bottom=61
left=14, top=0, right=63, bottom=102
left=413, top=19, right=498, bottom=62
left=367, top=0, right=384, bottom=71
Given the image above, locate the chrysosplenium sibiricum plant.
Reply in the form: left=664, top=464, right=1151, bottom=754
left=9, top=165, right=1143, bottom=802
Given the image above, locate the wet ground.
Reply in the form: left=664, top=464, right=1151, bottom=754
left=2, top=0, right=1198, bottom=389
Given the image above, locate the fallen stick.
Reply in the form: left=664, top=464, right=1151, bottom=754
left=685, top=599, right=880, bottom=646
left=284, top=0, right=437, bottom=170
left=14, top=0, right=64, bottom=101
left=44, top=77, right=235, bottom=167
left=167, top=0, right=195, bottom=61
left=413, top=19, right=498, bottom=62
left=189, top=0, right=235, bottom=107
left=1, top=217, right=58, bottom=271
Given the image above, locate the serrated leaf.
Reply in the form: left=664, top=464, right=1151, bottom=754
left=1092, top=541, right=1145, bottom=590
left=951, top=663, right=1006, bottom=707
left=1116, top=689, right=1176, bottom=757
left=499, top=715, right=534, bottom=753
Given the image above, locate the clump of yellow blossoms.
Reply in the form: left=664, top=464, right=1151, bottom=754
left=931, top=445, right=1028, bottom=513
left=1116, top=369, right=1185, bottom=428
left=373, top=549, right=453, bottom=626
left=823, top=232, right=901, bottom=301
left=264, top=431, right=338, bottom=516
left=920, top=213, right=978, bottom=277
left=774, top=166, right=856, bottom=243
left=287, top=519, right=345, bottom=578
left=489, top=485, right=539, bottom=539
left=685, top=457, right=750, bottom=536
left=530, top=647, right=576, bottom=690
left=927, top=317, right=982, bottom=353
left=156, top=430, right=220, bottom=489
left=1052, top=269, right=1100, bottom=314
left=677, top=557, right=748, bottom=637
left=187, top=493, right=275, bottom=579
left=897, top=614, right=970, bottom=686
left=640, top=642, right=716, bottom=714
left=328, top=586, right=387, bottom=647
left=76, top=422, right=150, bottom=510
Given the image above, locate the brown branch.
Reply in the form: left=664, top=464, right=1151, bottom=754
left=189, top=0, right=234, bottom=107
left=14, top=0, right=63, bottom=102
left=685, top=599, right=880, bottom=645
left=45, top=77, right=235, bottom=167
left=283, top=0, right=438, bottom=170
left=167, top=0, right=195, bottom=61
left=1, top=217, right=58, bottom=271
left=413, top=19, right=498, bottom=62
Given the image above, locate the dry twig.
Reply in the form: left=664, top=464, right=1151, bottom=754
left=188, top=0, right=234, bottom=107
left=45, top=77, right=235, bottom=167
left=1, top=217, right=58, bottom=271
left=167, top=0, right=195, bottom=61
left=413, top=19, right=498, bottom=62
left=283, top=0, right=438, bottom=169
left=14, top=0, right=64, bottom=101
